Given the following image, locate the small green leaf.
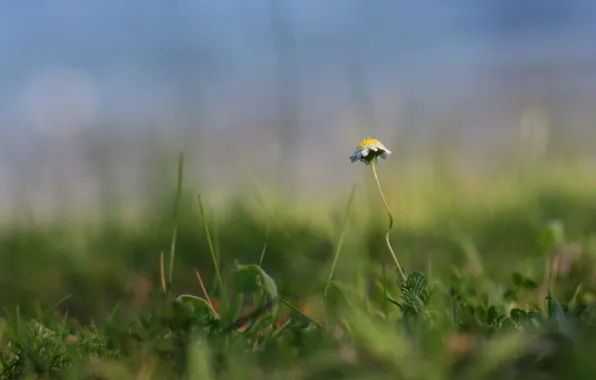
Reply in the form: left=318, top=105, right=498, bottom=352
left=503, top=289, right=518, bottom=302
left=512, top=272, right=538, bottom=289
left=475, top=306, right=486, bottom=320
left=487, top=305, right=499, bottom=325
left=233, top=264, right=280, bottom=315
left=176, top=295, right=219, bottom=319
left=540, top=220, right=565, bottom=255
left=521, top=278, right=538, bottom=289
left=510, top=308, right=527, bottom=323
left=405, top=272, right=428, bottom=296
left=399, top=272, right=432, bottom=320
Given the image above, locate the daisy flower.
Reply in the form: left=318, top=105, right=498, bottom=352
left=350, top=137, right=392, bottom=166
left=349, top=136, right=406, bottom=282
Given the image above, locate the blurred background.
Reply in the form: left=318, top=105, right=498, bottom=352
left=1, top=1, right=596, bottom=320
left=1, top=1, right=596, bottom=218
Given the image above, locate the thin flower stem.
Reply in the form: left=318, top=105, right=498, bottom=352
left=370, top=161, right=407, bottom=283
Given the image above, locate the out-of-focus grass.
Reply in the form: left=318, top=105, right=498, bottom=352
left=1, top=151, right=596, bottom=379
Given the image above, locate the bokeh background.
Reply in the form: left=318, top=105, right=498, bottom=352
left=1, top=1, right=596, bottom=321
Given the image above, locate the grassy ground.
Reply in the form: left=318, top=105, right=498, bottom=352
left=1, top=153, right=596, bottom=379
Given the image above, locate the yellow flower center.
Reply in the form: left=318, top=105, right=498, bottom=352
left=357, top=137, right=381, bottom=149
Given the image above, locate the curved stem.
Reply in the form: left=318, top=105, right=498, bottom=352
left=370, top=161, right=407, bottom=283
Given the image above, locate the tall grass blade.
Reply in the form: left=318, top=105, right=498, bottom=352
left=324, top=184, right=357, bottom=298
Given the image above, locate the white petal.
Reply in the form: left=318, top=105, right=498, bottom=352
left=360, top=148, right=370, bottom=157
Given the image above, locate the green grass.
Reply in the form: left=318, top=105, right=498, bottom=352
left=2, top=154, right=596, bottom=379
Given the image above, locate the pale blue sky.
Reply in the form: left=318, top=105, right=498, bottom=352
left=1, top=1, right=595, bottom=140
left=2, top=1, right=596, bottom=212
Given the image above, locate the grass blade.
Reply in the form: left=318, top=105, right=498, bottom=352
left=324, top=184, right=356, bottom=298
left=168, top=153, right=185, bottom=287
left=197, top=192, right=226, bottom=313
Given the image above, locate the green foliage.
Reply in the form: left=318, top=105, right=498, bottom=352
left=512, top=271, right=539, bottom=289
left=233, top=264, right=279, bottom=304
left=393, top=272, right=433, bottom=321
left=176, top=295, right=219, bottom=320
left=540, top=219, right=566, bottom=255
left=2, top=159, right=596, bottom=378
